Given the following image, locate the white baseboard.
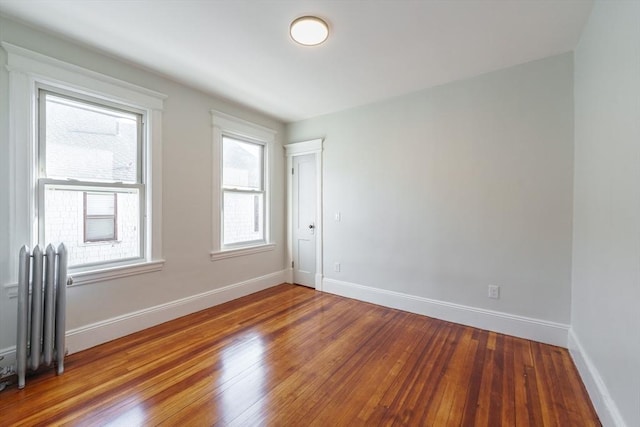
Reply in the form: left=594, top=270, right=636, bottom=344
left=66, top=269, right=288, bottom=354
left=568, top=329, right=627, bottom=427
left=323, top=278, right=569, bottom=347
left=0, top=346, right=16, bottom=380
left=0, top=269, right=287, bottom=381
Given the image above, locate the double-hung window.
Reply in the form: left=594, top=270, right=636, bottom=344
left=38, top=90, right=144, bottom=268
left=6, top=44, right=165, bottom=286
left=211, top=111, right=276, bottom=259
left=222, top=136, right=265, bottom=246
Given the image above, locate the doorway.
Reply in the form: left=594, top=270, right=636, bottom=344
left=285, top=139, right=323, bottom=289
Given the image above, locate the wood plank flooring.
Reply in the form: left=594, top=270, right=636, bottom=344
left=0, top=284, right=600, bottom=426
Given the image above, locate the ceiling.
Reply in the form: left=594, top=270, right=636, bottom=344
left=0, top=1, right=593, bottom=123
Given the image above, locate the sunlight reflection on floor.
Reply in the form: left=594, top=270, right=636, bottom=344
left=102, top=402, right=146, bottom=427
left=218, top=330, right=267, bottom=423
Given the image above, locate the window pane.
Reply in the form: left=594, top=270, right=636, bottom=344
left=223, top=191, right=264, bottom=245
left=86, top=193, right=115, bottom=216
left=86, top=218, right=116, bottom=241
left=44, top=186, right=140, bottom=267
left=222, top=136, right=263, bottom=190
left=44, top=93, right=139, bottom=183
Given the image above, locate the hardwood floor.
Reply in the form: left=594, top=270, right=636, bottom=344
left=0, top=284, right=599, bottom=426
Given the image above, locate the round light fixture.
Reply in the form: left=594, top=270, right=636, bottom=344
left=290, top=16, right=329, bottom=46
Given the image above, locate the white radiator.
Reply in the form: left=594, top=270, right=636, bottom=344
left=16, top=244, right=70, bottom=389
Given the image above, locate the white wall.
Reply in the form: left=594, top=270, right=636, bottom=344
left=571, top=1, right=640, bottom=426
left=287, top=54, right=574, bottom=334
left=0, top=17, right=287, bottom=365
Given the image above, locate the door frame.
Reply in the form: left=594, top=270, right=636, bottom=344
left=284, top=139, right=323, bottom=290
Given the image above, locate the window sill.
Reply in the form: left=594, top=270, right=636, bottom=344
left=3, top=260, right=165, bottom=295
left=210, top=243, right=275, bottom=261
left=70, top=260, right=165, bottom=286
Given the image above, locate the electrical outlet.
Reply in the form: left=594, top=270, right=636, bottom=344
left=488, top=285, right=500, bottom=299
left=335, top=212, right=341, bottom=222
left=334, top=262, right=341, bottom=272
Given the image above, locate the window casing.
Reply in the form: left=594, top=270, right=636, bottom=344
left=5, top=42, right=166, bottom=285
left=38, top=89, right=145, bottom=268
left=210, top=110, right=276, bottom=259
left=222, top=136, right=265, bottom=247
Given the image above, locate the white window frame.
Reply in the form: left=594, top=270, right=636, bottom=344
left=5, top=43, right=166, bottom=286
left=210, top=110, right=276, bottom=260
left=38, top=88, right=145, bottom=265
left=221, top=135, right=266, bottom=247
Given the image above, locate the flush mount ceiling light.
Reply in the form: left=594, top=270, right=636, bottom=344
left=290, top=16, right=329, bottom=46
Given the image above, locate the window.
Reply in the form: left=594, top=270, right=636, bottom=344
left=222, top=136, right=265, bottom=246
left=39, top=90, right=143, bottom=268
left=6, top=43, right=165, bottom=285
left=84, top=192, right=117, bottom=243
left=211, top=110, right=276, bottom=259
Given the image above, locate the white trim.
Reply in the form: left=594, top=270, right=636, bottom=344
left=568, top=329, right=628, bottom=427
left=284, top=138, right=323, bottom=156
left=7, top=62, right=35, bottom=285
left=2, top=260, right=166, bottom=294
left=0, top=346, right=16, bottom=380
left=210, top=110, right=276, bottom=141
left=2, top=42, right=166, bottom=109
left=285, top=139, right=324, bottom=291
left=148, top=109, right=164, bottom=264
left=0, top=269, right=288, bottom=375
left=4, top=44, right=165, bottom=286
left=210, top=243, right=276, bottom=261
left=314, top=151, right=323, bottom=290
left=323, top=278, right=570, bottom=347
left=210, top=111, right=277, bottom=255
left=70, top=260, right=165, bottom=286
left=286, top=268, right=294, bottom=284
left=0, top=347, right=15, bottom=362
left=65, top=269, right=288, bottom=354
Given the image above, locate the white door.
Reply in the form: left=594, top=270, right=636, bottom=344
left=292, top=154, right=316, bottom=287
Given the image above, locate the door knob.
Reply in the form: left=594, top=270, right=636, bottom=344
left=308, top=224, right=315, bottom=229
